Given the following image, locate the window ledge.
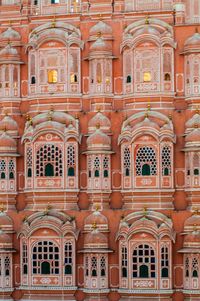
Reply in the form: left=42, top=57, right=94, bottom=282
left=18, top=286, right=77, bottom=291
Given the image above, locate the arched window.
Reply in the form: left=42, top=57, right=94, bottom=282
left=9, top=160, right=15, bottom=179
left=26, top=147, right=33, bottom=178
left=161, top=246, right=169, bottom=278
left=36, top=144, right=63, bottom=177
left=132, top=244, right=156, bottom=278
left=4, top=256, right=10, bottom=276
left=162, top=146, right=171, bottom=176
left=91, top=256, right=97, bottom=276
left=0, top=160, right=6, bottom=179
left=48, top=70, right=58, bottom=83
left=64, top=242, right=73, bottom=275
left=185, top=257, right=190, bottom=277
left=94, top=157, right=100, bottom=178
left=22, top=243, right=28, bottom=275
left=32, top=241, right=59, bottom=275
left=193, top=154, right=199, bottom=175
left=126, top=75, right=131, bottom=83
left=85, top=256, right=89, bottom=276
left=100, top=256, right=106, bottom=277
left=136, top=146, right=157, bottom=176
left=103, top=157, right=109, bottom=178
left=123, top=147, right=130, bottom=176
left=121, top=246, right=128, bottom=278
left=192, top=257, right=199, bottom=278
left=67, top=145, right=76, bottom=177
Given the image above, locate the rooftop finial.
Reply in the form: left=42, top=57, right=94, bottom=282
left=51, top=16, right=56, bottom=28
left=143, top=206, right=148, bottom=216
left=92, top=221, right=97, bottom=230
left=145, top=15, right=150, bottom=25
left=96, top=123, right=100, bottom=129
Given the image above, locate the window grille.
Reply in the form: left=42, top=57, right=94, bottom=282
left=185, top=257, right=190, bottom=277
left=0, top=160, right=6, bottom=179
left=22, top=243, right=28, bottom=275
left=94, top=157, right=100, bottom=178
left=4, top=256, right=10, bottom=276
left=192, top=256, right=199, bottom=278
left=32, top=241, right=59, bottom=275
left=136, top=146, right=157, bottom=176
left=161, top=245, right=169, bottom=277
left=132, top=244, right=156, bottom=278
left=100, top=256, right=106, bottom=277
left=9, top=160, right=15, bottom=179
left=123, top=147, right=130, bottom=176
left=91, top=256, right=97, bottom=276
left=67, top=145, right=75, bottom=176
left=121, top=246, right=128, bottom=277
left=36, top=144, right=62, bottom=177
left=64, top=242, right=73, bottom=275
left=161, top=146, right=171, bottom=176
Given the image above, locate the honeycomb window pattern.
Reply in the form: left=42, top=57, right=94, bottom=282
left=36, top=144, right=63, bottom=177
left=161, top=146, right=171, bottom=176
left=136, top=146, right=157, bottom=176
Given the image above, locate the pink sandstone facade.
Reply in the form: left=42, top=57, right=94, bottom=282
left=1, top=0, right=200, bottom=301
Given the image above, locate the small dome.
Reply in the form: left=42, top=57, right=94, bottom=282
left=84, top=228, right=108, bottom=249
left=90, top=21, right=112, bottom=36
left=0, top=115, right=18, bottom=132
left=184, top=231, right=200, bottom=244
left=132, top=117, right=160, bottom=132
left=84, top=210, right=108, bottom=232
left=90, top=38, right=112, bottom=53
left=0, top=27, right=21, bottom=41
left=0, top=212, right=13, bottom=231
left=0, top=230, right=12, bottom=249
left=32, top=111, right=75, bottom=127
left=87, top=129, right=111, bottom=151
left=133, top=26, right=160, bottom=38
left=0, top=44, right=20, bottom=63
left=185, top=128, right=200, bottom=143
left=0, top=132, right=17, bottom=153
left=88, top=112, right=111, bottom=133
left=184, top=214, right=200, bottom=228
left=185, top=32, right=200, bottom=48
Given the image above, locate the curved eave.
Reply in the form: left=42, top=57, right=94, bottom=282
left=0, top=60, right=24, bottom=65
left=178, top=248, right=200, bottom=253
left=82, top=150, right=114, bottom=155
left=78, top=248, right=113, bottom=253
left=0, top=153, right=20, bottom=157
left=182, top=147, right=200, bottom=152
left=83, top=55, right=116, bottom=61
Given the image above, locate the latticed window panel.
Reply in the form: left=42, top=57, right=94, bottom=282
left=192, top=256, right=199, bottom=277
left=64, top=242, right=73, bottom=275
left=185, top=257, right=190, bottom=277
left=123, top=147, right=131, bottom=176
left=161, top=245, right=169, bottom=277
left=0, top=160, right=6, bottom=179
left=4, top=256, right=10, bottom=276
left=26, top=147, right=33, bottom=168
left=67, top=145, right=76, bottom=176
left=103, top=156, right=109, bottom=178
left=32, top=241, right=59, bottom=275
left=100, top=256, right=106, bottom=277
left=22, top=243, right=28, bottom=275
left=136, top=146, right=157, bottom=176
left=91, top=256, right=97, bottom=277
left=121, top=246, right=128, bottom=277
left=36, top=144, right=63, bottom=177
left=161, top=146, right=171, bottom=176
left=132, top=244, right=156, bottom=278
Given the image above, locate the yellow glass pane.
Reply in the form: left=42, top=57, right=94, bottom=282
left=143, top=72, right=151, bottom=82
left=48, top=70, right=58, bottom=83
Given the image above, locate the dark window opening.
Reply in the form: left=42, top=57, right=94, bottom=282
left=94, top=170, right=99, bottom=177
left=65, top=265, right=72, bottom=275
left=104, top=170, right=108, bottom=178
left=164, top=73, right=171, bottom=81
left=142, top=164, right=150, bottom=176
left=139, top=265, right=149, bottom=278
left=193, top=270, right=198, bottom=278
left=164, top=167, right=169, bottom=176
left=31, top=76, right=36, bottom=84
left=161, top=267, right=169, bottom=278
left=68, top=167, right=75, bottom=176
left=194, top=168, right=199, bottom=175
left=41, top=261, right=50, bottom=274
left=126, top=75, right=131, bottom=83
left=28, top=168, right=32, bottom=178
left=45, top=163, right=54, bottom=177
left=23, top=265, right=28, bottom=275
left=125, top=168, right=130, bottom=176
left=0, top=172, right=5, bottom=179
left=101, top=269, right=106, bottom=276
left=9, top=172, right=14, bottom=179
left=92, top=269, right=97, bottom=277
left=122, top=267, right=127, bottom=278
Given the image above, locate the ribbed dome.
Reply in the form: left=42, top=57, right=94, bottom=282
left=84, top=228, right=108, bottom=249
left=184, top=214, right=200, bottom=228
left=0, top=44, right=20, bottom=63
left=85, top=211, right=108, bottom=227
left=185, top=32, right=200, bottom=47
left=90, top=21, right=112, bottom=36
left=0, top=132, right=17, bottom=153
left=0, top=212, right=13, bottom=230
left=87, top=129, right=111, bottom=151
left=0, top=230, right=12, bottom=249
left=90, top=38, right=112, bottom=53
left=0, top=27, right=21, bottom=40
left=184, top=231, right=200, bottom=244
left=88, top=112, right=111, bottom=133
left=0, top=115, right=18, bottom=132
left=133, top=117, right=160, bottom=132
left=185, top=128, right=200, bottom=143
